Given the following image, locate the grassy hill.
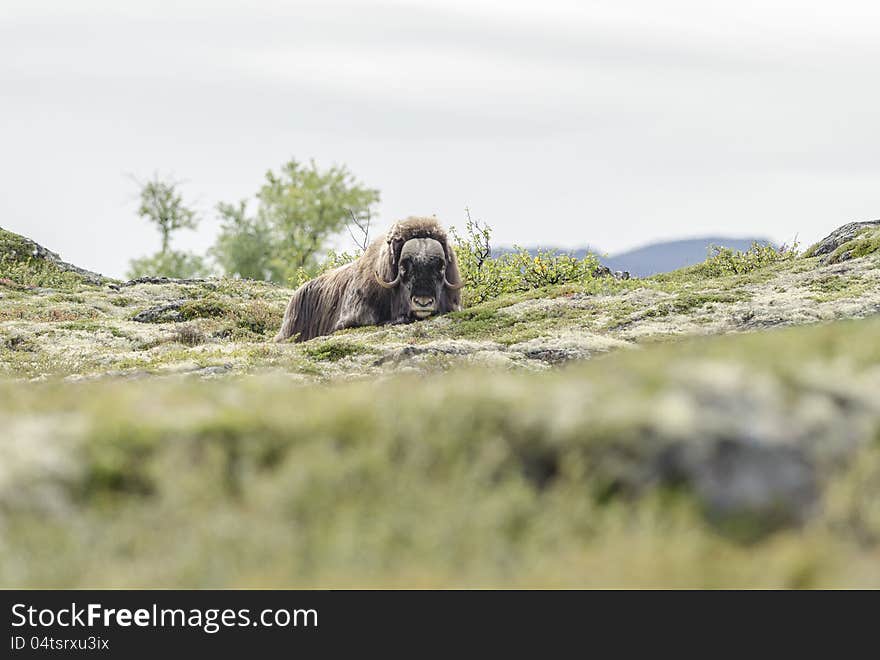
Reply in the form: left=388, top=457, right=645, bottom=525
left=2, top=222, right=880, bottom=587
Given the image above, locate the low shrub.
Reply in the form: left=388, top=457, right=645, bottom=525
left=450, top=211, right=603, bottom=307
left=694, top=241, right=798, bottom=277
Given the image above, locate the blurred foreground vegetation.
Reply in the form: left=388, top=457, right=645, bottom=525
left=2, top=317, right=880, bottom=587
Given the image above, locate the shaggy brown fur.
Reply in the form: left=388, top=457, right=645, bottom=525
left=275, top=217, right=462, bottom=342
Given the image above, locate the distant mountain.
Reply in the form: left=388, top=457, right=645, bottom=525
left=599, top=237, right=775, bottom=277
left=496, top=237, right=774, bottom=277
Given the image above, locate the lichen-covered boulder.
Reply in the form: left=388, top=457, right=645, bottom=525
left=805, top=220, right=880, bottom=264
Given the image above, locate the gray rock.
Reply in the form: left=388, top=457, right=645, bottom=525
left=132, top=300, right=186, bottom=323
left=808, top=220, right=880, bottom=263
left=190, top=364, right=234, bottom=377
left=517, top=347, right=581, bottom=364
left=112, top=277, right=218, bottom=289
left=656, top=437, right=818, bottom=540
left=593, top=264, right=632, bottom=280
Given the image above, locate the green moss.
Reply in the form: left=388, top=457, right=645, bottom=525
left=601, top=301, right=641, bottom=329
left=446, top=306, right=519, bottom=340
left=302, top=339, right=374, bottom=362
left=642, top=291, right=750, bottom=319
left=790, top=260, right=819, bottom=273
left=178, top=298, right=229, bottom=321
left=808, top=275, right=859, bottom=293
left=397, top=280, right=636, bottom=343
left=106, top=326, right=132, bottom=340
left=57, top=321, right=110, bottom=334
left=47, top=293, right=86, bottom=304
left=227, top=300, right=284, bottom=339
left=806, top=274, right=871, bottom=303
left=0, top=303, right=100, bottom=323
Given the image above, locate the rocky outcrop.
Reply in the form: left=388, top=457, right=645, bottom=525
left=111, top=276, right=216, bottom=289
left=0, top=226, right=105, bottom=284
left=806, top=220, right=880, bottom=264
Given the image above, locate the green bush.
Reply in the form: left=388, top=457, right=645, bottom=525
left=693, top=241, right=798, bottom=278
left=450, top=213, right=603, bottom=306
left=506, top=248, right=602, bottom=290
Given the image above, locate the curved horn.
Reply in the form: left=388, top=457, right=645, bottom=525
left=375, top=270, right=401, bottom=289
left=444, top=276, right=464, bottom=290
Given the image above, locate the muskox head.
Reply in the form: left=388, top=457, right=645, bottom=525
left=375, top=234, right=463, bottom=321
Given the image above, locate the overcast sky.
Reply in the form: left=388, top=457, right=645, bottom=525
left=2, top=0, right=880, bottom=277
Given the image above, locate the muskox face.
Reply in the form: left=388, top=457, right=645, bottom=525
left=399, top=238, right=447, bottom=318
left=375, top=237, right=463, bottom=320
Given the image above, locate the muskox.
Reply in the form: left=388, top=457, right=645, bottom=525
left=275, top=216, right=464, bottom=342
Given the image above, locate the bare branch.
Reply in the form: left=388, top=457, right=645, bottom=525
left=464, top=206, right=491, bottom=267
left=346, top=208, right=371, bottom=252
